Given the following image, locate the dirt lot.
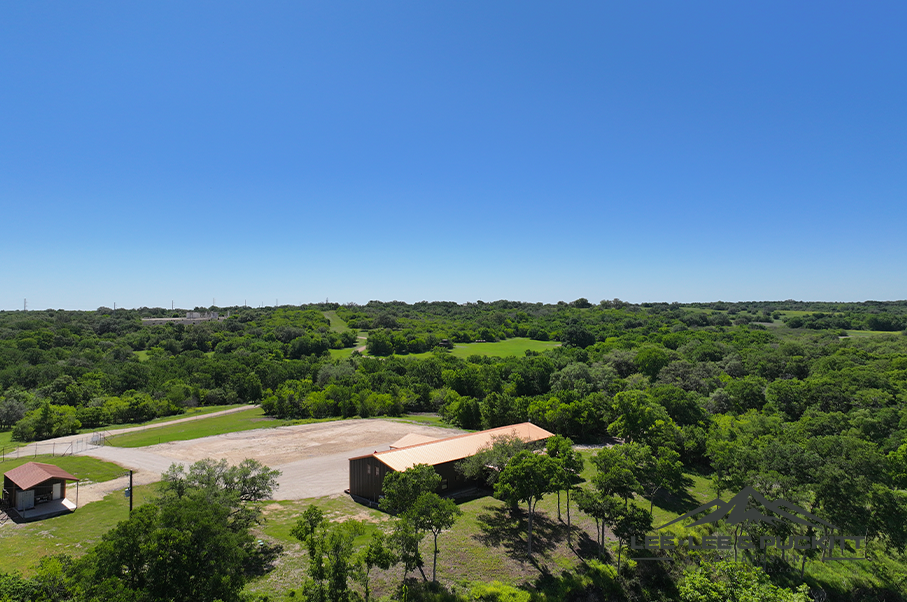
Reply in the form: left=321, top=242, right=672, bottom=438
left=82, top=418, right=464, bottom=503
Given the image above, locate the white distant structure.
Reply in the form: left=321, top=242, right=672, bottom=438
left=141, top=311, right=230, bottom=326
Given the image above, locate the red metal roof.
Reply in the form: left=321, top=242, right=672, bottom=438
left=367, top=422, right=555, bottom=472
left=4, top=462, right=79, bottom=490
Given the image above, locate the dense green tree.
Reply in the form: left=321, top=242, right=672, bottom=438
left=591, top=446, right=641, bottom=507
left=409, top=492, right=462, bottom=582
left=291, top=506, right=364, bottom=602
left=679, top=561, right=810, bottom=601
left=379, top=464, right=442, bottom=515
left=494, top=450, right=560, bottom=555
left=457, top=434, right=530, bottom=487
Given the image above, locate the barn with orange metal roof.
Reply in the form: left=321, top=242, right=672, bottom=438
left=348, top=422, right=554, bottom=503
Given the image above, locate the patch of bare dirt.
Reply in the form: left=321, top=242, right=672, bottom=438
left=146, top=418, right=461, bottom=467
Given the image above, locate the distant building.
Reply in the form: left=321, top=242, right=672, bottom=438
left=2, top=462, right=79, bottom=522
left=348, top=422, right=554, bottom=504
left=141, top=311, right=230, bottom=326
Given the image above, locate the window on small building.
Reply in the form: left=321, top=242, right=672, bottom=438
left=366, top=465, right=371, bottom=476
left=441, top=479, right=448, bottom=490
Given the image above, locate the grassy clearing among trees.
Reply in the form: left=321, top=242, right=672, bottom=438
left=323, top=310, right=353, bottom=333
left=402, top=337, right=561, bottom=360
left=104, top=407, right=291, bottom=447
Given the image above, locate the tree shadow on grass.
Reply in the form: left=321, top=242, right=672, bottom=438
left=474, top=505, right=567, bottom=565
left=650, top=477, right=700, bottom=517
left=571, top=528, right=612, bottom=562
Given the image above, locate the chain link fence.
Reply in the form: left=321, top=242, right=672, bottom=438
left=0, top=432, right=109, bottom=462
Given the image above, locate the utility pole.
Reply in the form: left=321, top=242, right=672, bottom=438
left=129, top=470, right=133, bottom=513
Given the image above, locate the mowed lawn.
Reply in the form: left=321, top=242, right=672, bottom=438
left=407, top=337, right=560, bottom=360
left=0, top=455, right=125, bottom=484
left=104, top=407, right=290, bottom=447
left=0, top=430, right=24, bottom=455
left=323, top=310, right=352, bottom=333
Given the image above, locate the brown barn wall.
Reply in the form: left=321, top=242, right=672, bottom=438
left=349, top=457, right=482, bottom=504
left=3, top=477, right=70, bottom=509
left=349, top=456, right=394, bottom=502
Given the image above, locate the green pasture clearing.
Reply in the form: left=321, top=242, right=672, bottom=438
left=0, top=430, right=24, bottom=455
left=329, top=347, right=357, bottom=360
left=328, top=331, right=368, bottom=359
left=135, top=350, right=149, bottom=361
left=75, top=404, right=251, bottom=436
left=0, top=483, right=158, bottom=575
left=0, top=455, right=125, bottom=484
left=127, top=403, right=249, bottom=427
left=404, top=337, right=561, bottom=360
left=104, top=407, right=288, bottom=447
left=323, top=310, right=352, bottom=332
left=447, top=338, right=561, bottom=358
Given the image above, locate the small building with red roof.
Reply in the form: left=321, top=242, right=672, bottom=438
left=2, top=461, right=79, bottom=521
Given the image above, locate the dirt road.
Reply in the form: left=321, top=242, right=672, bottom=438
left=10, top=405, right=258, bottom=459
left=78, top=418, right=464, bottom=503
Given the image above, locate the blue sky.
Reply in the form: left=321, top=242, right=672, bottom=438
left=2, top=2, right=905, bottom=310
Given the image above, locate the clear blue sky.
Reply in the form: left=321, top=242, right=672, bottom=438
left=2, top=2, right=905, bottom=310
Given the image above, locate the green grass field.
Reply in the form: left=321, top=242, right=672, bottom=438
left=110, top=404, right=251, bottom=431
left=329, top=347, right=357, bottom=360
left=447, top=338, right=560, bottom=358
left=104, top=407, right=287, bottom=447
left=323, top=310, right=352, bottom=333
left=0, top=455, right=125, bottom=484
left=0, top=430, right=24, bottom=456
left=403, top=337, right=561, bottom=360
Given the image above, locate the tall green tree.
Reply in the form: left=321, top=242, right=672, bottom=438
left=545, top=435, right=585, bottom=525
left=409, top=492, right=462, bottom=582
left=494, top=450, right=559, bottom=555
left=291, top=505, right=364, bottom=602
left=357, top=530, right=395, bottom=602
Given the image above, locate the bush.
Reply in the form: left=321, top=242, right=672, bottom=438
left=12, top=401, right=81, bottom=441
left=470, top=581, right=530, bottom=602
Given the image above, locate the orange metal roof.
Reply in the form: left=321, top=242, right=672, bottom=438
left=389, top=433, right=440, bottom=449
left=371, top=422, right=554, bottom=472
left=4, top=462, right=79, bottom=490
